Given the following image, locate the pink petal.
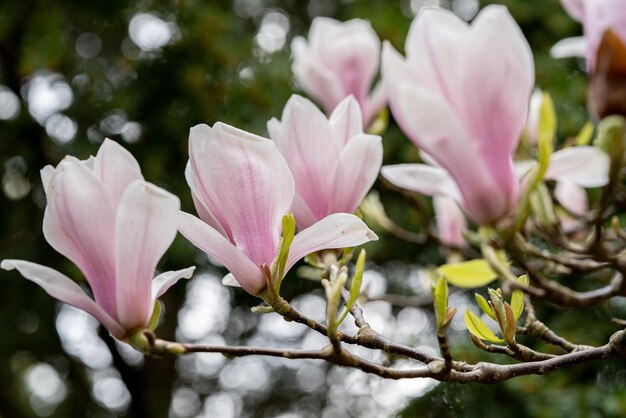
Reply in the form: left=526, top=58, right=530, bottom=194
left=554, top=180, right=588, bottom=216
left=178, top=211, right=266, bottom=295
left=363, top=82, right=387, bottom=127
left=188, top=123, right=294, bottom=267
left=42, top=157, right=117, bottom=317
left=269, top=95, right=338, bottom=223
left=93, top=139, right=143, bottom=209
left=433, top=196, right=467, bottom=247
left=292, top=37, right=345, bottom=113
left=329, top=95, right=364, bottom=146
left=292, top=193, right=318, bottom=230
left=285, top=213, right=378, bottom=273
left=546, top=146, right=609, bottom=187
left=152, top=266, right=196, bottom=301
left=1, top=260, right=126, bottom=339
left=185, top=162, right=230, bottom=238
left=330, top=133, right=383, bottom=215
left=381, top=163, right=462, bottom=201
left=115, top=181, right=180, bottom=330
left=560, top=0, right=584, bottom=20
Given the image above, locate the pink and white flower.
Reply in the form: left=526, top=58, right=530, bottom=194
left=180, top=122, right=377, bottom=296
left=1, top=139, right=193, bottom=340
left=381, top=5, right=535, bottom=225
left=291, top=17, right=386, bottom=127
left=268, top=95, right=383, bottom=229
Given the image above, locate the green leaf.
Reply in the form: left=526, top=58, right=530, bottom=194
left=576, top=122, right=594, bottom=146
left=511, top=274, right=529, bottom=322
left=273, top=213, right=296, bottom=294
left=439, top=259, right=498, bottom=288
left=464, top=309, right=505, bottom=344
left=147, top=300, right=162, bottom=330
left=433, top=275, right=448, bottom=330
left=475, top=293, right=496, bottom=320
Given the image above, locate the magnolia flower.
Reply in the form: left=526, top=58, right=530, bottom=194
left=1, top=140, right=194, bottom=340
left=180, top=122, right=377, bottom=296
left=267, top=95, right=383, bottom=229
left=291, top=17, right=386, bottom=127
left=556, top=0, right=626, bottom=72
left=433, top=196, right=467, bottom=248
left=381, top=5, right=534, bottom=225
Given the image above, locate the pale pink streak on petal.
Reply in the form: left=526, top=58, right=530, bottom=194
left=178, top=211, right=266, bottom=295
left=270, top=96, right=338, bottom=221
left=152, top=266, right=195, bottom=301
left=43, top=157, right=117, bottom=317
left=433, top=196, right=467, bottom=247
left=285, top=213, right=378, bottom=273
left=292, top=193, right=319, bottom=230
left=330, top=134, right=382, bottom=215
left=545, top=146, right=610, bottom=187
left=115, top=181, right=180, bottom=330
left=188, top=123, right=294, bottom=266
left=381, top=164, right=462, bottom=202
left=550, top=37, right=587, bottom=59
left=329, top=95, right=364, bottom=146
left=93, top=139, right=143, bottom=209
left=185, top=162, right=230, bottom=238
left=1, top=260, right=126, bottom=339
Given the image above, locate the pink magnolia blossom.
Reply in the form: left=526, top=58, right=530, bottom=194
left=1, top=140, right=194, bottom=340
left=291, top=17, right=386, bottom=127
left=267, top=95, right=383, bottom=229
left=381, top=5, right=535, bottom=225
left=180, top=122, right=377, bottom=296
left=558, top=0, right=626, bottom=72
left=433, top=196, right=467, bottom=247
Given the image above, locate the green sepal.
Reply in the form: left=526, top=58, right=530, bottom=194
left=338, top=247, right=355, bottom=267
left=433, top=274, right=448, bottom=330
left=511, top=275, right=529, bottom=322
left=464, top=309, right=505, bottom=344
left=438, top=259, right=498, bottom=288
left=576, top=122, right=594, bottom=146
left=147, top=300, right=162, bottom=331
left=272, top=213, right=296, bottom=294
left=475, top=293, right=496, bottom=321
left=336, top=249, right=366, bottom=326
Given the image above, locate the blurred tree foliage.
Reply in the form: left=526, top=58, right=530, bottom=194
left=0, top=0, right=623, bottom=417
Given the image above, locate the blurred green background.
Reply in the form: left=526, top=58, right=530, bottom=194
left=1, top=0, right=624, bottom=417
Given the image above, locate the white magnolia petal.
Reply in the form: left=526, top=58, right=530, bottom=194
left=554, top=180, right=588, bottom=216
left=222, top=273, right=242, bottom=288
left=550, top=36, right=587, bottom=59
left=381, top=164, right=462, bottom=202
left=93, top=138, right=144, bottom=209
left=329, top=95, right=364, bottom=146
left=178, top=211, right=265, bottom=295
left=285, top=213, right=378, bottom=273
left=115, top=181, right=180, bottom=330
left=546, top=146, right=610, bottom=187
left=1, top=259, right=126, bottom=339
left=152, top=266, right=196, bottom=301
left=330, top=134, right=383, bottom=215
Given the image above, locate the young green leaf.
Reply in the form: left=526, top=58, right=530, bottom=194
left=438, top=259, right=498, bottom=288
left=464, top=309, right=505, bottom=344
left=273, top=213, right=296, bottom=294
left=433, top=275, right=448, bottom=330
left=536, top=92, right=556, bottom=183
left=475, top=293, right=496, bottom=320
left=147, top=300, right=162, bottom=330
left=576, top=121, right=594, bottom=146
left=511, top=274, right=529, bottom=322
